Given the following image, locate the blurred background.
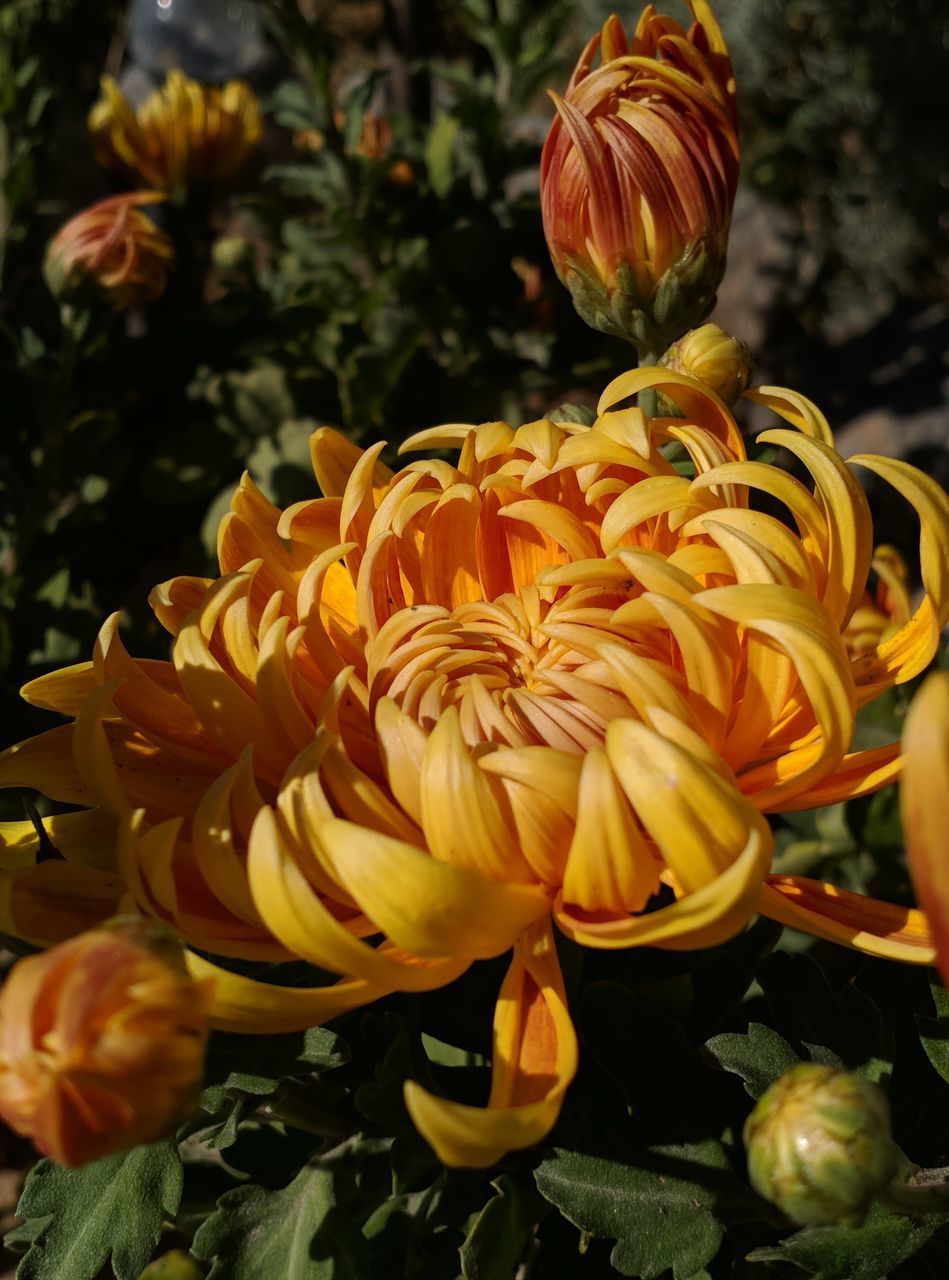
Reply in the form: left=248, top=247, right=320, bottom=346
left=1, top=0, right=947, bottom=757
left=0, top=1, right=947, bottom=1265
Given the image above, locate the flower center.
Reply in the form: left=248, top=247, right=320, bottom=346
left=366, top=580, right=645, bottom=752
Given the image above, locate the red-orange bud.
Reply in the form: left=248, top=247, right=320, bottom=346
left=541, top=1, right=739, bottom=354
left=44, top=193, right=173, bottom=311
left=0, top=919, right=210, bottom=1166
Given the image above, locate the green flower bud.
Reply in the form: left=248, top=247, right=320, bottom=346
left=744, top=1063, right=898, bottom=1227
left=137, top=1251, right=204, bottom=1279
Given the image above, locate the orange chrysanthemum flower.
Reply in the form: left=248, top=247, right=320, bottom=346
left=1, top=367, right=946, bottom=1167
left=44, top=192, right=172, bottom=311
left=541, top=1, right=739, bottom=353
left=0, top=919, right=210, bottom=1166
left=89, top=71, right=262, bottom=192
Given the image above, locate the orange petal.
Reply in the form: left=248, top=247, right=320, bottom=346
left=404, top=919, right=577, bottom=1167
left=901, top=672, right=949, bottom=984
left=760, top=875, right=934, bottom=964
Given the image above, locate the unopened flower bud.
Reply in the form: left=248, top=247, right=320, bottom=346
left=744, top=1063, right=898, bottom=1226
left=657, top=324, right=754, bottom=413
left=541, top=3, right=739, bottom=355
left=44, top=193, right=172, bottom=311
left=138, top=1250, right=205, bottom=1279
left=0, top=918, right=211, bottom=1166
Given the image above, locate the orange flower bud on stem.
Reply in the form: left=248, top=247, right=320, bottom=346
left=44, top=193, right=172, bottom=312
left=541, top=2, right=739, bottom=355
left=0, top=918, right=211, bottom=1166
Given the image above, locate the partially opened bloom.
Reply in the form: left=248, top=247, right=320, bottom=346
left=1, top=366, right=946, bottom=1167
left=902, top=671, right=949, bottom=986
left=44, top=193, right=172, bottom=311
left=0, top=919, right=210, bottom=1166
left=541, top=1, right=739, bottom=353
left=89, top=71, right=262, bottom=192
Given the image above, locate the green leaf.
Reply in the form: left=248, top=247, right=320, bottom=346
left=534, top=1142, right=736, bottom=1279
left=917, top=985, right=949, bottom=1085
left=748, top=1201, right=949, bottom=1279
left=704, top=1023, right=800, bottom=1099
left=460, top=1175, right=541, bottom=1280
left=199, top=1025, right=348, bottom=1148
left=9, top=1141, right=183, bottom=1280
left=758, top=952, right=892, bottom=1080
left=192, top=1164, right=372, bottom=1279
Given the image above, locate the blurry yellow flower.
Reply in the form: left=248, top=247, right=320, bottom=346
left=1, top=366, right=946, bottom=1167
left=44, top=193, right=172, bottom=311
left=659, top=323, right=754, bottom=409
left=901, top=671, right=949, bottom=987
left=89, top=71, right=262, bottom=192
left=541, top=1, right=739, bottom=353
left=0, top=919, right=210, bottom=1166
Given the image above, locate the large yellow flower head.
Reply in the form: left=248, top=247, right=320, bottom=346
left=89, top=71, right=262, bottom=192
left=1, top=366, right=946, bottom=1167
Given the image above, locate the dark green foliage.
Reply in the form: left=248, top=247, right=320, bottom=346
left=534, top=1142, right=742, bottom=1279
left=192, top=1161, right=373, bottom=1280
left=747, top=1203, right=949, bottom=1280
left=8, top=1142, right=183, bottom=1280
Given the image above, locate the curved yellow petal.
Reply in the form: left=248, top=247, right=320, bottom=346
left=186, top=951, right=386, bottom=1034
left=20, top=661, right=97, bottom=715
left=605, top=718, right=763, bottom=892
left=0, top=862, right=124, bottom=946
left=562, top=744, right=659, bottom=913
left=757, top=429, right=872, bottom=628
left=420, top=706, right=534, bottom=883
left=404, top=919, right=577, bottom=1167
left=850, top=456, right=949, bottom=682
left=0, top=725, right=92, bottom=806
left=760, top=876, right=934, bottom=965
left=749, top=742, right=902, bottom=813
left=696, top=584, right=855, bottom=805
left=247, top=805, right=469, bottom=991
left=555, top=821, right=770, bottom=951
left=316, top=819, right=550, bottom=959
left=744, top=386, right=834, bottom=447
left=597, top=367, right=743, bottom=459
